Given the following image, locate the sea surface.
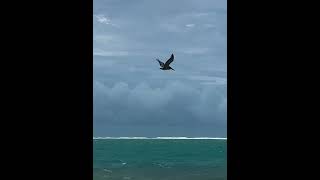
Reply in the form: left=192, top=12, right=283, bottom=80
left=93, top=138, right=227, bottom=180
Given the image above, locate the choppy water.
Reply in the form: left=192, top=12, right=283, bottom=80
left=93, top=139, right=227, bottom=180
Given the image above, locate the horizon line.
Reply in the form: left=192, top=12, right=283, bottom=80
left=93, top=137, right=227, bottom=140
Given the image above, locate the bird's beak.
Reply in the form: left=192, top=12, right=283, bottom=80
left=171, top=68, right=175, bottom=71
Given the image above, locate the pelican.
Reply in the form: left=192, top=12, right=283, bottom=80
left=156, top=54, right=175, bottom=71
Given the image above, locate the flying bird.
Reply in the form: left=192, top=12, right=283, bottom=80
left=156, top=54, right=175, bottom=71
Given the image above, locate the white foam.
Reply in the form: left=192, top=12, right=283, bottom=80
left=93, top=137, right=148, bottom=139
left=93, top=137, right=227, bottom=140
left=103, top=169, right=112, bottom=173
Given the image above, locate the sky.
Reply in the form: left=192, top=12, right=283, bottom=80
left=93, top=0, right=227, bottom=137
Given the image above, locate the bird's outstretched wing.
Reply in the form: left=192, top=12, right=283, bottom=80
left=164, top=54, right=174, bottom=66
left=156, top=59, right=165, bottom=67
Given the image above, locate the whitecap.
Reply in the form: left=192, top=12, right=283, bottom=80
left=103, top=169, right=112, bottom=173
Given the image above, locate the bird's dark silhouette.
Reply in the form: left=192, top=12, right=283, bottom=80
left=156, top=54, right=175, bottom=71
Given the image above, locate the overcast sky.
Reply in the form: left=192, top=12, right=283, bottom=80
left=93, top=0, right=227, bottom=137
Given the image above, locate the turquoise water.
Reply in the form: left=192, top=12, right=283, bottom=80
left=93, top=139, right=227, bottom=180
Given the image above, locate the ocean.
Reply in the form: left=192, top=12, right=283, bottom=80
left=93, top=138, right=227, bottom=180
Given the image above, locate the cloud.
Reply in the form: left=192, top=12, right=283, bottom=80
left=185, top=24, right=195, bottom=28
left=188, top=75, right=227, bottom=85
left=93, top=1, right=227, bottom=58
left=93, top=49, right=129, bottom=57
left=94, top=14, right=119, bottom=27
left=93, top=0, right=227, bottom=137
left=159, top=23, right=182, bottom=33
left=94, top=81, right=226, bottom=136
left=93, top=35, right=115, bottom=42
left=204, top=24, right=215, bottom=28
left=177, top=47, right=209, bottom=55
left=192, top=12, right=210, bottom=17
left=95, top=14, right=111, bottom=24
